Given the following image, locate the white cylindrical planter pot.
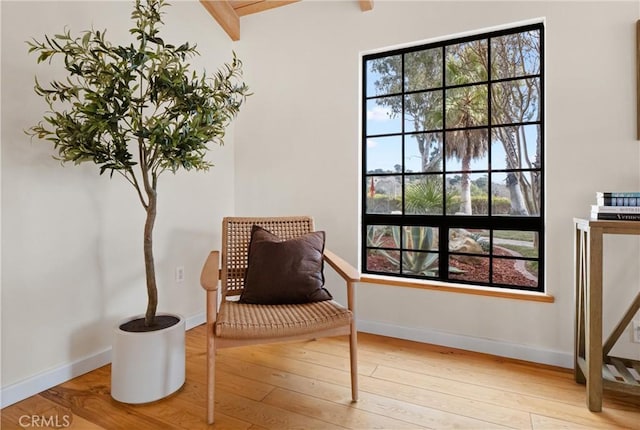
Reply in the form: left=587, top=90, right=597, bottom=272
left=111, top=313, right=185, bottom=404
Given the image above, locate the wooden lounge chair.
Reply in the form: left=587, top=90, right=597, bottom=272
left=199, top=216, right=359, bottom=424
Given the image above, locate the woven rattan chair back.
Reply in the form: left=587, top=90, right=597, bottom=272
left=221, top=216, right=315, bottom=298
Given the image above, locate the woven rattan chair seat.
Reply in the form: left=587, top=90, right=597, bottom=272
left=215, top=299, right=352, bottom=339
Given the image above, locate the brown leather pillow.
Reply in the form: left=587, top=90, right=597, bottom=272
left=239, top=225, right=332, bottom=304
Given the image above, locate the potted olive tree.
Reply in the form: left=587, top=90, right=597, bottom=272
left=27, top=0, right=249, bottom=403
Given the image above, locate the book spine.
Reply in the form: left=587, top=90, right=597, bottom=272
left=591, top=205, right=640, bottom=213
left=596, top=196, right=640, bottom=206
left=591, top=212, right=640, bottom=221
left=596, top=192, right=640, bottom=198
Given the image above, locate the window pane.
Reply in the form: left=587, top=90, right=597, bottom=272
left=366, top=225, right=400, bottom=248
left=491, top=172, right=540, bottom=216
left=445, top=85, right=488, bottom=128
left=492, top=230, right=539, bottom=287
left=449, top=228, right=490, bottom=254
left=404, top=91, right=443, bottom=132
left=405, top=175, right=444, bottom=215
left=493, top=230, right=538, bottom=258
left=366, top=136, right=402, bottom=174
left=449, top=255, right=490, bottom=283
left=449, top=228, right=490, bottom=283
left=445, top=40, right=488, bottom=85
left=491, top=30, right=540, bottom=79
left=405, top=133, right=443, bottom=173
left=404, top=48, right=443, bottom=91
left=366, top=175, right=402, bottom=214
left=491, top=125, right=540, bottom=170
left=402, top=251, right=439, bottom=276
left=367, top=98, right=402, bottom=135
left=492, top=257, right=538, bottom=288
left=491, top=78, right=540, bottom=125
left=446, top=173, right=489, bottom=215
left=403, top=226, right=439, bottom=251
left=367, top=249, right=399, bottom=274
left=366, top=55, right=401, bottom=97
left=445, top=129, right=489, bottom=171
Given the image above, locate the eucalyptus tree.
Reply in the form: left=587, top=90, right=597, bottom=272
left=368, top=29, right=541, bottom=216
left=27, top=0, right=249, bottom=327
left=490, top=31, right=541, bottom=215
left=443, top=40, right=489, bottom=214
left=370, top=49, right=444, bottom=174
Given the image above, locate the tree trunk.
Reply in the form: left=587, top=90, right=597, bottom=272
left=144, top=189, right=158, bottom=327
left=416, top=134, right=443, bottom=173
left=506, top=173, right=528, bottom=215
left=460, top=155, right=472, bottom=214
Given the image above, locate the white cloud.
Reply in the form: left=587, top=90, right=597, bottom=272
left=367, top=105, right=393, bottom=122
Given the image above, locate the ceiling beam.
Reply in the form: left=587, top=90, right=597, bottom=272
left=200, top=0, right=373, bottom=41
left=359, top=0, right=374, bottom=12
left=200, top=0, right=241, bottom=41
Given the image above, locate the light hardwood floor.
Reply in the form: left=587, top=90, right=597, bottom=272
left=2, top=325, right=639, bottom=429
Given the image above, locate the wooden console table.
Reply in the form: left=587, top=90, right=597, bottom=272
left=573, top=218, right=640, bottom=411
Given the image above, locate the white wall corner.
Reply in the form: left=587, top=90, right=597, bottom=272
left=0, top=313, right=206, bottom=408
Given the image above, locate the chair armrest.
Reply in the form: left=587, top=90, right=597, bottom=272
left=200, top=251, right=220, bottom=291
left=323, top=249, right=360, bottom=283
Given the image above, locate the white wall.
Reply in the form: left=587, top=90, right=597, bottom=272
left=234, top=0, right=640, bottom=366
left=1, top=0, right=238, bottom=403
left=2, top=0, right=640, bottom=409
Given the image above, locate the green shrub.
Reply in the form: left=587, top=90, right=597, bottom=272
left=447, top=195, right=511, bottom=214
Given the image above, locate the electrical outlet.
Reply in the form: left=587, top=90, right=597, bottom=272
left=633, top=321, right=640, bottom=344
left=175, top=266, right=185, bottom=283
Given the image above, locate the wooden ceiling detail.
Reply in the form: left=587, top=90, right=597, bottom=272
left=200, top=0, right=373, bottom=41
left=200, top=0, right=241, bottom=41
left=230, top=0, right=301, bottom=17
left=359, top=0, right=373, bottom=12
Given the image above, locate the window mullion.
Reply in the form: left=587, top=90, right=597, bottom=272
left=400, top=53, right=406, bottom=275
left=487, top=35, right=494, bottom=285
left=440, top=44, right=449, bottom=281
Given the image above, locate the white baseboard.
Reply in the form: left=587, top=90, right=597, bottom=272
left=0, top=348, right=113, bottom=409
left=2, top=314, right=571, bottom=408
left=184, top=312, right=206, bottom=330
left=357, top=319, right=573, bottom=369
left=0, top=312, right=206, bottom=408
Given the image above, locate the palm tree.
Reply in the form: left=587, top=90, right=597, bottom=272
left=444, top=40, right=489, bottom=214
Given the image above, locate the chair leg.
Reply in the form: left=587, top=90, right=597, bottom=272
left=349, top=326, right=358, bottom=402
left=207, top=326, right=216, bottom=424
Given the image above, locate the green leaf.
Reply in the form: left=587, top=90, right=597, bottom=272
left=81, top=31, right=91, bottom=47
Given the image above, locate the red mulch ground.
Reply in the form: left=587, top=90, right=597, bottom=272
left=367, top=246, right=537, bottom=288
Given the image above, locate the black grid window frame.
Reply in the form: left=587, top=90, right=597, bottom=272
left=361, top=23, right=545, bottom=293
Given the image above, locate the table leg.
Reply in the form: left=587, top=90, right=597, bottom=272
left=585, top=227, right=603, bottom=412
left=574, top=226, right=585, bottom=384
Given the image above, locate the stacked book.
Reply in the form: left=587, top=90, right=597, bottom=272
left=591, top=192, right=640, bottom=221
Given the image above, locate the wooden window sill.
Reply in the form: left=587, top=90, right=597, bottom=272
left=360, top=274, right=555, bottom=303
